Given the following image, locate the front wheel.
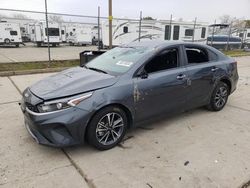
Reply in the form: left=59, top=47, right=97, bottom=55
left=207, top=82, right=229, bottom=111
left=87, top=106, right=128, bottom=150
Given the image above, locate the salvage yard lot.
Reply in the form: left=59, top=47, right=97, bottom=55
left=0, top=56, right=250, bottom=188
left=0, top=44, right=97, bottom=63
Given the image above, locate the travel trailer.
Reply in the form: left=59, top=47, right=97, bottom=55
left=0, top=22, right=22, bottom=47
left=235, top=28, right=250, bottom=48
left=30, top=21, right=62, bottom=47
left=1, top=17, right=35, bottom=42
left=101, top=19, right=209, bottom=47
left=60, top=25, right=66, bottom=43
left=66, top=24, right=93, bottom=46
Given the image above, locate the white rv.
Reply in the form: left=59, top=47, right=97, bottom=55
left=0, top=22, right=22, bottom=47
left=60, top=25, right=66, bottom=43
left=102, top=19, right=208, bottom=47
left=66, top=24, right=92, bottom=46
left=30, top=21, right=62, bottom=47
left=236, top=28, right=250, bottom=48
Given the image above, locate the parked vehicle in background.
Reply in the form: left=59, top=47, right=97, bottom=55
left=30, top=21, right=62, bottom=47
left=0, top=22, right=22, bottom=47
left=101, top=19, right=208, bottom=47
left=20, top=41, right=238, bottom=150
left=60, top=25, right=67, bottom=43
left=207, top=35, right=242, bottom=50
left=66, top=24, right=93, bottom=46
left=236, top=28, right=250, bottom=48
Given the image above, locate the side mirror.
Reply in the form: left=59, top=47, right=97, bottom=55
left=138, top=69, right=148, bottom=79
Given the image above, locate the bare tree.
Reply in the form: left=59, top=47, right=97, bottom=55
left=49, top=15, right=64, bottom=23
left=142, top=16, right=154, bottom=20
left=219, top=15, right=235, bottom=24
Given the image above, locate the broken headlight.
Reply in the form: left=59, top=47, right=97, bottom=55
left=37, top=92, right=93, bottom=113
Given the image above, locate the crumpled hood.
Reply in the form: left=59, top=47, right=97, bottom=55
left=29, top=67, right=118, bottom=100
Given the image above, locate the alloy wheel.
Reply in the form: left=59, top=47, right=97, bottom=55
left=95, top=112, right=124, bottom=145
left=214, top=86, right=228, bottom=108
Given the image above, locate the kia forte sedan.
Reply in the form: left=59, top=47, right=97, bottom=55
left=20, top=41, right=238, bottom=150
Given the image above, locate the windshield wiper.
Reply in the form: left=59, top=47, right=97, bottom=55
left=88, top=67, right=108, bottom=74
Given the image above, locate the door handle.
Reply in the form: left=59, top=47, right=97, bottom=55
left=211, top=67, right=219, bottom=72
left=177, top=74, right=186, bottom=80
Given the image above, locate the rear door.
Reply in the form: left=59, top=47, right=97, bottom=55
left=183, top=45, right=218, bottom=108
left=133, top=46, right=189, bottom=121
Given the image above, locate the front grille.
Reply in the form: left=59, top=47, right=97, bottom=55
left=25, top=102, right=39, bottom=113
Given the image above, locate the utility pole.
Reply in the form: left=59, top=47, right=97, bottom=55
left=211, top=19, right=216, bottom=47
left=138, top=11, right=142, bottom=42
left=192, top=17, right=197, bottom=42
left=45, top=0, right=51, bottom=67
left=97, top=6, right=100, bottom=50
left=108, top=0, right=112, bottom=49
left=169, top=14, right=172, bottom=40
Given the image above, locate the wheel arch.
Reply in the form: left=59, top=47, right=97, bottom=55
left=83, top=103, right=134, bottom=142
left=219, top=77, right=232, bottom=93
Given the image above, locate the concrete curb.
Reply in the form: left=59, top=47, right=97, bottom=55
left=0, top=67, right=70, bottom=77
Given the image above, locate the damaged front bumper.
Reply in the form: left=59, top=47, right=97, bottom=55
left=21, top=102, right=91, bottom=147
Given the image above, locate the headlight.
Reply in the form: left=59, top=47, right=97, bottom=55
left=37, top=92, right=93, bottom=113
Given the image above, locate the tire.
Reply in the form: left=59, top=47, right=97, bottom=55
left=4, top=38, right=10, bottom=44
left=52, top=43, right=56, bottom=47
left=15, top=44, right=19, bottom=47
left=207, top=82, right=229, bottom=111
left=37, top=43, right=41, bottom=47
left=87, top=106, right=128, bottom=150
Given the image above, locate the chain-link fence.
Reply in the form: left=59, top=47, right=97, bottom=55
left=0, top=7, right=249, bottom=66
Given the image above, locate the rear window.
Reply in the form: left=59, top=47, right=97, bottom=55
left=45, top=28, right=60, bottom=36
left=185, top=29, right=194, bottom=37
left=10, top=31, right=18, bottom=36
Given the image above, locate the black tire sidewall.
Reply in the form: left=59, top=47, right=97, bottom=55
left=210, top=82, right=229, bottom=111
left=87, top=106, right=128, bottom=150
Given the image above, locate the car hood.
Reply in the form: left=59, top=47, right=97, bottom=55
left=29, top=67, right=118, bottom=100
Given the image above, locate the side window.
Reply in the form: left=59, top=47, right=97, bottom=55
left=144, top=48, right=178, bottom=74
left=123, top=26, right=128, bottom=33
left=185, top=47, right=209, bottom=64
left=185, top=29, right=194, bottom=37
left=10, top=31, right=18, bottom=36
left=173, top=26, right=180, bottom=40
left=164, top=25, right=171, bottom=40
left=239, top=33, right=244, bottom=38
left=201, top=27, right=206, bottom=38
left=61, top=30, right=65, bottom=35
left=248, top=33, right=250, bottom=37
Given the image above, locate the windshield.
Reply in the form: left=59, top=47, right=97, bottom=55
left=85, top=46, right=152, bottom=75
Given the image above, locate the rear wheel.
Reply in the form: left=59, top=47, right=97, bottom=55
left=207, top=82, right=229, bottom=111
left=4, top=38, right=10, bottom=44
left=87, top=106, right=128, bottom=150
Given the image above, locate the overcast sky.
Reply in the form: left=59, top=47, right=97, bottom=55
left=1, top=0, right=250, bottom=23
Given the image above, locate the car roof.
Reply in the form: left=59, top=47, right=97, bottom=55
left=125, top=40, right=206, bottom=49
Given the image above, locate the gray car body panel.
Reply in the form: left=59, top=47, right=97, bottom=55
left=21, top=41, right=238, bottom=147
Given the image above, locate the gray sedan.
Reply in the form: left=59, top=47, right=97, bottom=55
left=20, top=41, right=238, bottom=150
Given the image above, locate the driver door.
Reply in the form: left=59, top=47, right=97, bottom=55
left=133, top=46, right=189, bottom=121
